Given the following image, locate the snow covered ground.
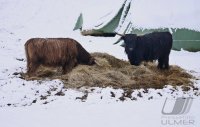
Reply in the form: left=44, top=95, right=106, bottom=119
left=0, top=0, right=200, bottom=127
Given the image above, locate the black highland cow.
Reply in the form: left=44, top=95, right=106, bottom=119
left=117, top=32, right=173, bottom=69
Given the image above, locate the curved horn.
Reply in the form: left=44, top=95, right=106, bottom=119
left=113, top=37, right=122, bottom=45
left=115, top=32, right=125, bottom=37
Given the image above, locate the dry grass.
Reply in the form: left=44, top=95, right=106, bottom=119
left=22, top=52, right=194, bottom=91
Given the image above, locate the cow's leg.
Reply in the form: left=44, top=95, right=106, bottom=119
left=27, top=62, right=31, bottom=74
left=27, top=62, right=39, bottom=76
left=62, top=59, right=77, bottom=74
left=158, top=58, right=164, bottom=69
left=163, top=56, right=169, bottom=69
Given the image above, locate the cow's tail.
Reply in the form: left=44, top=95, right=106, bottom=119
left=24, top=39, right=32, bottom=73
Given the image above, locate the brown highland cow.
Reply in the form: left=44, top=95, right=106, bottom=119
left=25, top=38, right=95, bottom=76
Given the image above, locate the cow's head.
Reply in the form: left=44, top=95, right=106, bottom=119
left=79, top=55, right=96, bottom=65
left=120, top=34, right=137, bottom=54
left=88, top=57, right=96, bottom=65
left=117, top=34, right=143, bottom=66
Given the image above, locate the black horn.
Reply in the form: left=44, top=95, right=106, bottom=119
left=113, top=37, right=123, bottom=45
left=115, top=32, right=125, bottom=37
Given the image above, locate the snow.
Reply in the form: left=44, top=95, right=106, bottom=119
left=0, top=0, right=200, bottom=127
left=131, top=0, right=200, bottom=30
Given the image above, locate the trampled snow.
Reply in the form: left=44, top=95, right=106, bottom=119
left=0, top=0, right=200, bottom=127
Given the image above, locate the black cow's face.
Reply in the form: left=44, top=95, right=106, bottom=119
left=126, top=49, right=143, bottom=66
left=122, top=34, right=137, bottom=54
left=121, top=34, right=143, bottom=66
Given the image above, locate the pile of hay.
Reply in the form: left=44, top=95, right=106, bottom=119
left=24, top=53, right=193, bottom=90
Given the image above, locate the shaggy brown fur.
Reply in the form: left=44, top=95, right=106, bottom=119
left=25, top=38, right=95, bottom=76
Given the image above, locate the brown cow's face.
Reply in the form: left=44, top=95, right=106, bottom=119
left=88, top=57, right=96, bottom=65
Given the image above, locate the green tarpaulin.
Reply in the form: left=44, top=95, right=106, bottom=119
left=130, top=28, right=200, bottom=52
left=73, top=0, right=200, bottom=52
left=73, top=0, right=131, bottom=37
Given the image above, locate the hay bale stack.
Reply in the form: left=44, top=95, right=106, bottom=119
left=62, top=53, right=193, bottom=90
left=24, top=52, right=193, bottom=90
